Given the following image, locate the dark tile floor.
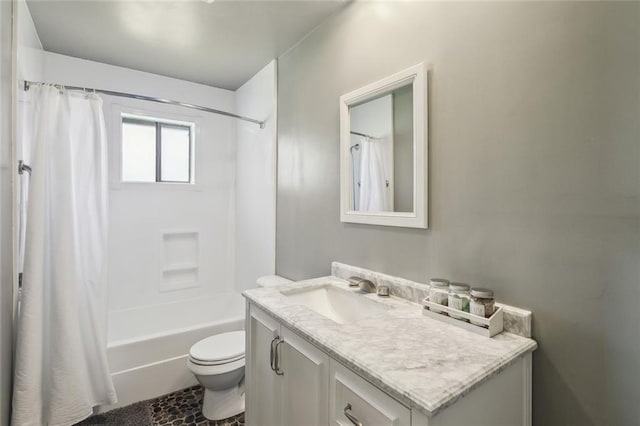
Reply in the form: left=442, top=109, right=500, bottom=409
left=149, top=387, right=244, bottom=426
left=76, top=386, right=244, bottom=426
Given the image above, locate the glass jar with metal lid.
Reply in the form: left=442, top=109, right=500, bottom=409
left=428, top=278, right=449, bottom=313
left=448, top=282, right=470, bottom=320
left=470, top=288, right=495, bottom=325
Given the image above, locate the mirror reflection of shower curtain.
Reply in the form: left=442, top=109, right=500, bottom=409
left=358, top=138, right=391, bottom=211
left=12, top=85, right=117, bottom=426
left=350, top=140, right=360, bottom=210
left=17, top=171, right=29, bottom=283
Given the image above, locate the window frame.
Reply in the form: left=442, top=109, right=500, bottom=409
left=121, top=114, right=194, bottom=184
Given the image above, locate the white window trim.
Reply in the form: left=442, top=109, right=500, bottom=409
left=111, top=104, right=203, bottom=191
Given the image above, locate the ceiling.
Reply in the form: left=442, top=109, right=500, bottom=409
left=26, top=0, right=348, bottom=90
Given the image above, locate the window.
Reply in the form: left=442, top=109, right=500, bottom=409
left=121, top=115, right=193, bottom=183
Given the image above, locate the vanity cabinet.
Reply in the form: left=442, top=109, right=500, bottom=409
left=246, top=304, right=329, bottom=426
left=246, top=303, right=532, bottom=426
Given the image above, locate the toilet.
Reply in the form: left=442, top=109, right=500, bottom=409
left=187, top=330, right=246, bottom=420
left=187, top=275, right=292, bottom=420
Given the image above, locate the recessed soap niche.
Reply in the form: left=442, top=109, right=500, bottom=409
left=160, top=230, right=199, bottom=292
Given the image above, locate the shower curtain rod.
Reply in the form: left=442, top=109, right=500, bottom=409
left=22, top=80, right=265, bottom=129
left=351, top=130, right=377, bottom=139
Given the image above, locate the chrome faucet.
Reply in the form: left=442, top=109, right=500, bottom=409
left=347, top=276, right=377, bottom=293
left=358, top=279, right=377, bottom=293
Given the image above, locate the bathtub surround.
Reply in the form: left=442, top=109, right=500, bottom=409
left=38, top=54, right=277, bottom=310
left=43, top=51, right=237, bottom=312
left=108, top=294, right=244, bottom=345
left=234, top=61, right=277, bottom=293
left=276, top=2, right=640, bottom=425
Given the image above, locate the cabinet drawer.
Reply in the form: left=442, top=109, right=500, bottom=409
left=330, top=360, right=410, bottom=426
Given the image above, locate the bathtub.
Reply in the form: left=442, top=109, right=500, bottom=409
left=102, top=293, right=245, bottom=411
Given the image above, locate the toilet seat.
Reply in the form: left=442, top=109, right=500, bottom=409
left=189, top=330, right=245, bottom=366
left=187, top=356, right=245, bottom=377
left=189, top=353, right=245, bottom=366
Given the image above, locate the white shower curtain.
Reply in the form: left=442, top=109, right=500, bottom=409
left=12, top=85, right=117, bottom=426
left=358, top=138, right=391, bottom=211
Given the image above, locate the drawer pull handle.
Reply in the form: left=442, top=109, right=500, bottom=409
left=274, top=338, right=285, bottom=375
left=344, top=403, right=363, bottom=426
left=270, top=336, right=279, bottom=372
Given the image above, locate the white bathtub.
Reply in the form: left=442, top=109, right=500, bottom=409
left=103, top=293, right=245, bottom=411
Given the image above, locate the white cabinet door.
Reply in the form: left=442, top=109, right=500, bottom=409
left=330, top=360, right=410, bottom=426
left=280, top=326, right=330, bottom=426
left=246, top=305, right=281, bottom=426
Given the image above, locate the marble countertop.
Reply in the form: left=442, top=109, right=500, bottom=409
left=243, top=276, right=537, bottom=417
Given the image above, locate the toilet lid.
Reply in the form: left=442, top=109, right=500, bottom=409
left=189, top=331, right=245, bottom=363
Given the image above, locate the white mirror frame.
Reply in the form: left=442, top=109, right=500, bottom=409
left=339, top=63, right=427, bottom=229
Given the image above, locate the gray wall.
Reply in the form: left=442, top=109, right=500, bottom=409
left=276, top=2, right=639, bottom=425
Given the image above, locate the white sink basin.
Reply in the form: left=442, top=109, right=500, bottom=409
left=281, top=286, right=390, bottom=324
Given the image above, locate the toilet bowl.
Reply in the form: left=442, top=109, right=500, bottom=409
left=187, top=330, right=246, bottom=421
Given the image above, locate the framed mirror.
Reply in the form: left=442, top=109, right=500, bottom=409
left=340, top=63, right=427, bottom=229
